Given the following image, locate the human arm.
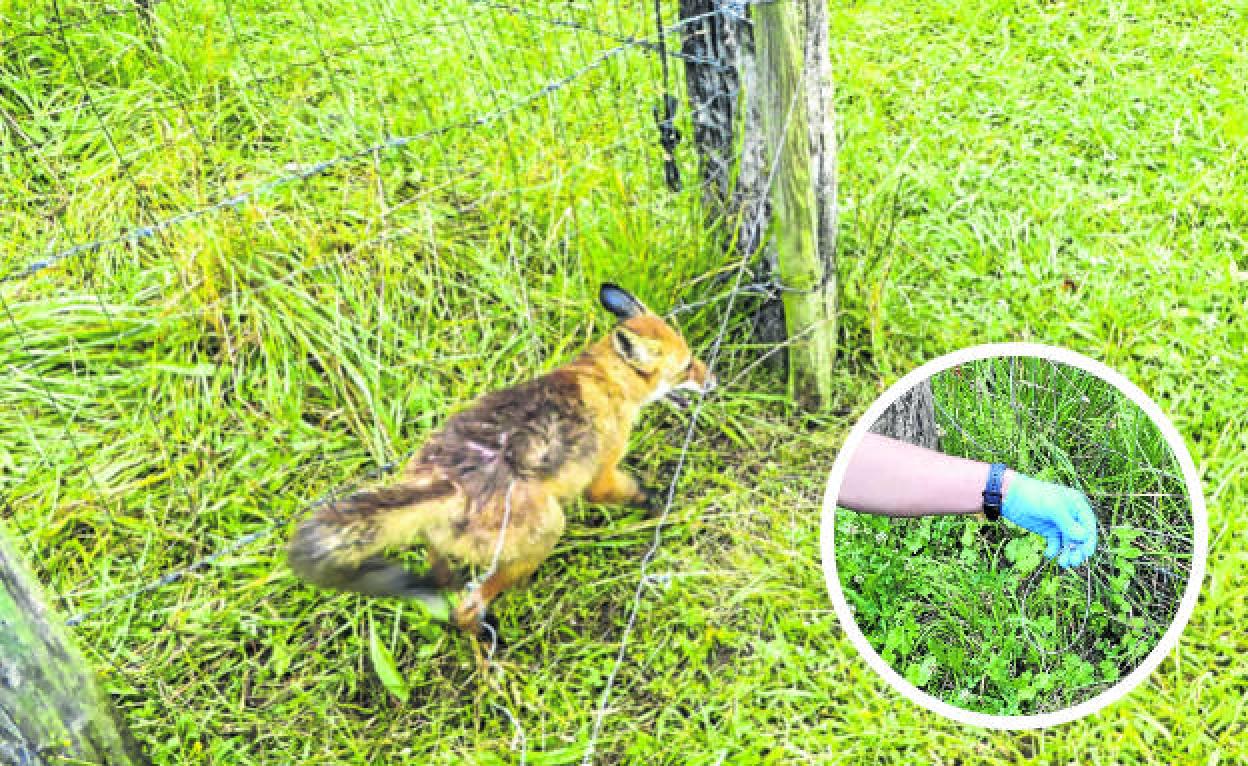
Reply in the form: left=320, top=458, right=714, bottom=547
left=838, top=434, right=1097, bottom=567
left=837, top=433, right=1013, bottom=517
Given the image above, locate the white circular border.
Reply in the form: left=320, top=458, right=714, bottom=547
left=819, top=342, right=1208, bottom=729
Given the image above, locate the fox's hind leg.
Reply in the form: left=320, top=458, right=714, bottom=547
left=287, top=468, right=463, bottom=615
left=447, top=485, right=564, bottom=639
left=451, top=558, right=545, bottom=638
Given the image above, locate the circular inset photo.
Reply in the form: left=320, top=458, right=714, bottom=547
left=821, top=344, right=1206, bottom=727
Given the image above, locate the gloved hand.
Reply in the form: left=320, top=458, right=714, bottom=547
left=1002, top=474, right=1097, bottom=568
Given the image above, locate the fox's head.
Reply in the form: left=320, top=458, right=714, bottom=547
left=598, top=283, right=716, bottom=408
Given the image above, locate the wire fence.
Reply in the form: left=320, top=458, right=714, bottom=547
left=839, top=356, right=1192, bottom=715
left=3, top=2, right=736, bottom=282
left=2, top=0, right=805, bottom=762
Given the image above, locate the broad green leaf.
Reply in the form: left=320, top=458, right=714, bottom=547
left=368, top=617, right=410, bottom=702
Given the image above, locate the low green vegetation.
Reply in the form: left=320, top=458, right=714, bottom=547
left=836, top=357, right=1193, bottom=715
left=1, top=0, right=1244, bottom=763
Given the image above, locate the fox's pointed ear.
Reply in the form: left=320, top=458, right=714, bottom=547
left=611, top=326, right=654, bottom=368
left=599, top=283, right=649, bottom=320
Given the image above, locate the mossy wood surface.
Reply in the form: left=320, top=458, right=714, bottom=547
left=755, top=0, right=838, bottom=410
left=0, top=527, right=148, bottom=766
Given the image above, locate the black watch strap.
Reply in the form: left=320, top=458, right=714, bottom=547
left=982, top=463, right=1008, bottom=520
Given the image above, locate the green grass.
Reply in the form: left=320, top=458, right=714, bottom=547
left=836, top=356, right=1193, bottom=715
left=1, top=0, right=1246, bottom=763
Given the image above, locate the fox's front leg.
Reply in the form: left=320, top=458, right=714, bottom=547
left=586, top=453, right=655, bottom=510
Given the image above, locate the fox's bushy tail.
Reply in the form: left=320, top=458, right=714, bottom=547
left=287, top=469, right=459, bottom=603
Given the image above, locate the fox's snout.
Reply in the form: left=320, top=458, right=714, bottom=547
left=687, top=359, right=716, bottom=393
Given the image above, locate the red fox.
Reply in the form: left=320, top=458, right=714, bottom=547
left=287, top=284, right=715, bottom=636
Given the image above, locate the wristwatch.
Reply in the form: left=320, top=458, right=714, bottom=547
left=982, top=463, right=1008, bottom=520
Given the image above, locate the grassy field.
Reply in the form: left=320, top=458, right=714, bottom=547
left=1, top=0, right=1245, bottom=764
left=836, top=356, right=1194, bottom=716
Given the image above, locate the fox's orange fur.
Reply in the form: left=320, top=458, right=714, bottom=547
left=287, top=284, right=714, bottom=635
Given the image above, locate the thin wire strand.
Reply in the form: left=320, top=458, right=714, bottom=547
left=580, top=55, right=808, bottom=765
left=1015, top=555, right=1094, bottom=657
left=479, top=481, right=526, bottom=764
left=470, top=0, right=730, bottom=68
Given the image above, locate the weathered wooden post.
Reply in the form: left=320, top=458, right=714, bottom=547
left=754, top=0, right=838, bottom=409
left=680, top=0, right=838, bottom=409
left=0, top=523, right=149, bottom=765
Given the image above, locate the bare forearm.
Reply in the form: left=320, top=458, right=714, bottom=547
left=838, top=433, right=1014, bottom=517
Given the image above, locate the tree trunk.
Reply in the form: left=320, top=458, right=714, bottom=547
left=678, top=1, right=744, bottom=216
left=871, top=380, right=941, bottom=449
left=0, top=524, right=149, bottom=766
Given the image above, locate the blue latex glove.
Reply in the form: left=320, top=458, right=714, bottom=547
left=1002, top=474, right=1097, bottom=568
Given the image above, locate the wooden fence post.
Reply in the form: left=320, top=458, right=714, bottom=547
left=0, top=524, right=149, bottom=765
left=680, top=0, right=837, bottom=410
left=754, top=0, right=838, bottom=410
